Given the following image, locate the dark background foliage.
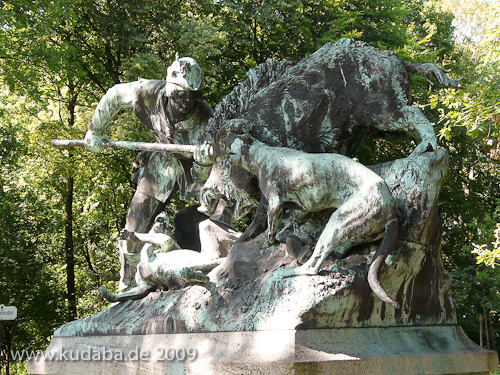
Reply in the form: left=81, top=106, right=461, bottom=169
left=1, top=0, right=500, bottom=373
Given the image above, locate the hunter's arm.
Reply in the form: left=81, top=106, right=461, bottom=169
left=85, top=81, right=140, bottom=152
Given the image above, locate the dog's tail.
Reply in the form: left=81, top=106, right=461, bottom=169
left=367, top=209, right=400, bottom=309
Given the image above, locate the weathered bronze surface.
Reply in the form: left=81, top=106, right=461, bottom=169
left=56, top=39, right=460, bottom=335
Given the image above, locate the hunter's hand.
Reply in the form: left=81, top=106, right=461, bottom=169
left=84, top=129, right=106, bottom=153
left=194, top=141, right=214, bottom=166
left=119, top=228, right=135, bottom=241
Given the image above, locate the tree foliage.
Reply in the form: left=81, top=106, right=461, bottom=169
left=1, top=0, right=499, bottom=372
left=428, top=0, right=500, bottom=352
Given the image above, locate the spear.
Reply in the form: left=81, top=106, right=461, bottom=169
left=51, top=139, right=197, bottom=154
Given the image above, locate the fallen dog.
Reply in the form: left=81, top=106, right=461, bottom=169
left=98, top=212, right=231, bottom=302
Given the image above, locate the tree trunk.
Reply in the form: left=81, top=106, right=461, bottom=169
left=5, top=338, right=9, bottom=375
left=65, top=175, right=76, bottom=321
left=3, top=323, right=10, bottom=375
left=483, top=306, right=490, bottom=349
left=488, top=313, right=497, bottom=352
left=0, top=321, right=5, bottom=375
left=64, top=84, right=78, bottom=322
left=480, top=315, right=484, bottom=347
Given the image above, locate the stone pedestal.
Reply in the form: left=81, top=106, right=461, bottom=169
left=28, top=326, right=497, bottom=375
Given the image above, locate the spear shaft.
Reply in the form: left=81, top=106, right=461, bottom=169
left=51, top=139, right=197, bottom=154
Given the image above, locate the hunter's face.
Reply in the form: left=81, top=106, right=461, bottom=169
left=169, top=88, right=196, bottom=114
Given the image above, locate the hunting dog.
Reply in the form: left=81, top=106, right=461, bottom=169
left=210, top=133, right=400, bottom=308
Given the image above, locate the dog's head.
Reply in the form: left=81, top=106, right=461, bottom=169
left=197, top=187, right=222, bottom=216
left=151, top=212, right=171, bottom=234
left=226, top=133, right=258, bottom=168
